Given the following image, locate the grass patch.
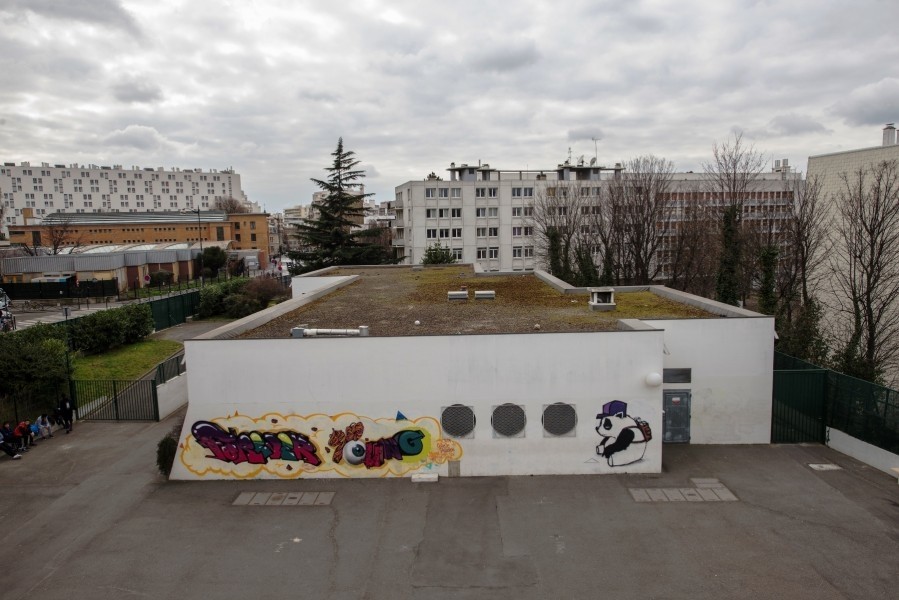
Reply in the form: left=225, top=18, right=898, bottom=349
left=72, top=339, right=183, bottom=380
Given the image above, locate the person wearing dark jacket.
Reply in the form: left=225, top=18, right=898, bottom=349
left=59, top=395, right=75, bottom=433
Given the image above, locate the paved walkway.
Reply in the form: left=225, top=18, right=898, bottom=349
left=0, top=421, right=896, bottom=599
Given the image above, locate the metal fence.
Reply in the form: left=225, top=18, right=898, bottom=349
left=2, top=279, right=119, bottom=300
left=72, top=379, right=159, bottom=422
left=773, top=351, right=899, bottom=454
left=156, top=352, right=185, bottom=384
left=147, top=291, right=200, bottom=331
left=0, top=383, right=70, bottom=425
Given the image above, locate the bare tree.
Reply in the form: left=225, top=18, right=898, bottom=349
left=608, top=155, right=675, bottom=284
left=213, top=196, right=250, bottom=213
left=530, top=180, right=592, bottom=282
left=663, top=184, right=719, bottom=297
left=46, top=214, right=85, bottom=254
left=702, top=132, right=768, bottom=305
left=829, top=159, right=899, bottom=383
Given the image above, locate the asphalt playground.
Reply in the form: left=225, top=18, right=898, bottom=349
left=0, top=410, right=896, bottom=599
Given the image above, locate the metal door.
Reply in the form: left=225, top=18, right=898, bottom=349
left=663, top=390, right=691, bottom=443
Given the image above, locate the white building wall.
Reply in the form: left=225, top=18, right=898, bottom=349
left=0, top=162, right=247, bottom=232
left=651, top=317, right=775, bottom=444
left=171, top=330, right=665, bottom=480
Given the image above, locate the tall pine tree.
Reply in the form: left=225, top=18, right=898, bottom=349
left=288, top=138, right=392, bottom=272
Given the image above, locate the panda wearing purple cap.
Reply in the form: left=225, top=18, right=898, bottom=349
left=595, top=400, right=652, bottom=467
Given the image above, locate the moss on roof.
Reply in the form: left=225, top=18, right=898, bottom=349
left=240, top=265, right=715, bottom=339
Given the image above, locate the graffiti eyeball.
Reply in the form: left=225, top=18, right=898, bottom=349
left=344, top=441, right=366, bottom=465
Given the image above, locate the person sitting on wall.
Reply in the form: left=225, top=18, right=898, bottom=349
left=0, top=431, right=21, bottom=460
left=35, top=414, right=53, bottom=440
left=0, top=422, right=19, bottom=452
left=14, top=420, right=35, bottom=451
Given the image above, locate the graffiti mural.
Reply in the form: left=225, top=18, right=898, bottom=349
left=595, top=400, right=652, bottom=467
left=180, top=412, right=463, bottom=479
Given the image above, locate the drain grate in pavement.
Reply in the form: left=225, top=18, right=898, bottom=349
left=233, top=492, right=335, bottom=506
left=629, top=478, right=738, bottom=503
left=808, top=463, right=842, bottom=471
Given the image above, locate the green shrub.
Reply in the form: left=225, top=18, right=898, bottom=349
left=242, top=277, right=288, bottom=307
left=121, top=303, right=155, bottom=343
left=197, top=278, right=250, bottom=318
left=149, top=270, right=174, bottom=286
left=71, top=309, right=126, bottom=354
left=156, top=433, right=178, bottom=477
left=223, top=293, right=262, bottom=318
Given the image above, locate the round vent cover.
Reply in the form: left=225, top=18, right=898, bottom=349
left=492, top=404, right=526, bottom=437
left=441, top=404, right=476, bottom=438
left=543, top=403, right=577, bottom=436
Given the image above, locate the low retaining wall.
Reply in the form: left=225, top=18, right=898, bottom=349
left=827, top=427, right=899, bottom=477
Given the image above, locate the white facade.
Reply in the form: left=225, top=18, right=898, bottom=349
left=170, top=271, right=774, bottom=481
left=1, top=161, right=247, bottom=234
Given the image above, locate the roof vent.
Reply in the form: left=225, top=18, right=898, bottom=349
left=588, top=287, right=616, bottom=311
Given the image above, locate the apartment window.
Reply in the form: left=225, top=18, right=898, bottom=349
left=426, top=228, right=437, bottom=239
left=476, top=188, right=486, bottom=198
left=250, top=221, right=256, bottom=230
left=426, top=188, right=436, bottom=198
left=439, top=228, right=450, bottom=238
left=476, top=227, right=487, bottom=237
left=451, top=188, right=461, bottom=198
left=489, top=247, right=499, bottom=259
left=251, top=233, right=257, bottom=242
left=452, top=248, right=463, bottom=260
left=488, top=207, right=498, bottom=217
left=523, top=187, right=534, bottom=197
left=524, top=226, right=534, bottom=236
left=524, top=246, right=534, bottom=257
left=512, top=207, right=522, bottom=217
left=438, top=188, right=448, bottom=198
left=476, top=208, right=486, bottom=217
left=439, top=208, right=450, bottom=218
left=488, top=187, right=498, bottom=198
left=512, top=188, right=522, bottom=197
left=512, top=227, right=523, bottom=236
left=451, top=228, right=462, bottom=238
left=426, top=209, right=437, bottom=218
left=512, top=246, right=523, bottom=258
left=488, top=227, right=498, bottom=237
left=523, top=206, right=534, bottom=217
left=558, top=206, right=568, bottom=216
left=476, top=247, right=487, bottom=259
left=451, top=208, right=462, bottom=218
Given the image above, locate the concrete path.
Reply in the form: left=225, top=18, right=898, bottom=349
left=0, top=426, right=896, bottom=599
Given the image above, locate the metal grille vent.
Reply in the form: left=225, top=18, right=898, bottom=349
left=441, top=404, right=476, bottom=438
left=542, top=403, right=577, bottom=437
left=492, top=404, right=526, bottom=437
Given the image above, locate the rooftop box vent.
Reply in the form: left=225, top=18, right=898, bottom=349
left=474, top=290, right=495, bottom=300
left=588, top=287, right=616, bottom=311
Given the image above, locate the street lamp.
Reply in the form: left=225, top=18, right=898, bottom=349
left=182, top=208, right=204, bottom=287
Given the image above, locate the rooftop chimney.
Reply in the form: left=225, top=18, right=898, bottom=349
left=884, top=123, right=897, bottom=146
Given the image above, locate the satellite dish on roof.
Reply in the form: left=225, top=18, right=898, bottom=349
left=590, top=157, right=597, bottom=166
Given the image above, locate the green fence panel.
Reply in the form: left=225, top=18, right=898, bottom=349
left=772, top=370, right=827, bottom=443
left=147, top=291, right=200, bottom=332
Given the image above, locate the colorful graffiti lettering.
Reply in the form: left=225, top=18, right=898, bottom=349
left=192, top=421, right=321, bottom=467
left=178, top=412, right=463, bottom=479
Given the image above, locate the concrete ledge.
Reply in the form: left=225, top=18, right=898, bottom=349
left=617, top=319, right=661, bottom=332
left=648, top=286, right=763, bottom=318
left=195, top=275, right=360, bottom=340
left=827, top=427, right=899, bottom=477
left=412, top=473, right=439, bottom=483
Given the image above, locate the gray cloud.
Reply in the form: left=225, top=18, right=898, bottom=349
left=3, top=0, right=141, bottom=37
left=468, top=41, right=541, bottom=73
left=111, top=80, right=163, bottom=104
left=830, top=78, right=899, bottom=126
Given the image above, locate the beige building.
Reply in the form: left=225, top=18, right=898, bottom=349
left=807, top=124, right=899, bottom=200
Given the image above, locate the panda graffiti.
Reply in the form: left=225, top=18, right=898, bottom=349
left=595, top=400, right=652, bottom=467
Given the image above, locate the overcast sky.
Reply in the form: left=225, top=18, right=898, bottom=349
left=1, top=0, right=897, bottom=212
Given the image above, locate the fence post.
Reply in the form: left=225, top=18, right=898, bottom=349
left=112, top=380, right=120, bottom=421
left=152, top=380, right=160, bottom=422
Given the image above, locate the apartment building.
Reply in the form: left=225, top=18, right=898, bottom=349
left=395, top=160, right=796, bottom=276
left=0, top=161, right=249, bottom=235
left=394, top=161, right=623, bottom=270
